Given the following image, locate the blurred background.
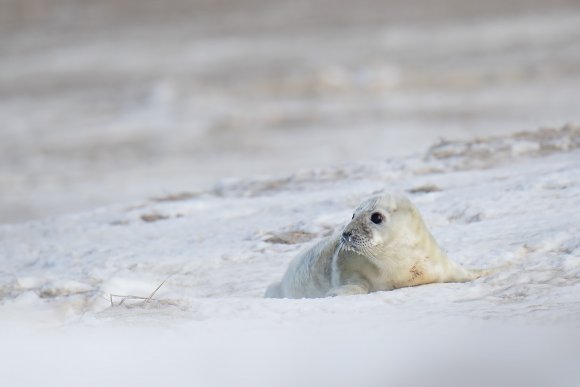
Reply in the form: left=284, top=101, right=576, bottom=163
left=1, top=0, right=580, bottom=224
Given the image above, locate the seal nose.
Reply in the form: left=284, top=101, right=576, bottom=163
left=342, top=231, right=352, bottom=242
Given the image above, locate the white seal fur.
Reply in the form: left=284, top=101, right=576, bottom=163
left=265, top=193, right=488, bottom=298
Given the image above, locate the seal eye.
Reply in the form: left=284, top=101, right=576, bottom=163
left=370, top=212, right=384, bottom=224
left=351, top=213, right=355, bottom=220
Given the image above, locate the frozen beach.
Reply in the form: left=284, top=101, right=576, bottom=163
left=1, top=1, right=580, bottom=385
left=2, top=0, right=580, bottom=223
left=1, top=128, right=579, bottom=386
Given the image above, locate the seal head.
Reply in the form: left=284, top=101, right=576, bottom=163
left=340, top=194, right=416, bottom=257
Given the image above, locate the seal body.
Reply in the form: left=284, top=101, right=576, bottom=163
left=265, top=193, right=486, bottom=298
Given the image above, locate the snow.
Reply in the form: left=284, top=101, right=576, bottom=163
left=1, top=128, right=579, bottom=386
left=3, top=4, right=580, bottom=223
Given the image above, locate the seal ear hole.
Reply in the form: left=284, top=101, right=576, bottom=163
left=370, top=212, right=384, bottom=225
left=352, top=213, right=355, bottom=220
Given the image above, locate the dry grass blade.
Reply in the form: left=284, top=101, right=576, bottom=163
left=146, top=275, right=172, bottom=303
left=108, top=275, right=174, bottom=307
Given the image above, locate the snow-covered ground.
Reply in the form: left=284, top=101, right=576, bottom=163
left=1, top=128, right=579, bottom=386
left=2, top=0, right=580, bottom=223
left=2, top=1, right=580, bottom=384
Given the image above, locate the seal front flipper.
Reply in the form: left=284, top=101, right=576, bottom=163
left=326, top=282, right=369, bottom=297
left=264, top=281, right=283, bottom=298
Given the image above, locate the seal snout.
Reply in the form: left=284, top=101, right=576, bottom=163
left=341, top=229, right=364, bottom=249
left=342, top=231, right=353, bottom=243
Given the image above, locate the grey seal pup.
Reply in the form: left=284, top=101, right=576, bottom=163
left=265, top=193, right=487, bottom=298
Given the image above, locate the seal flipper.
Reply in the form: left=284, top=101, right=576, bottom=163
left=442, top=263, right=504, bottom=283
left=265, top=282, right=283, bottom=298
left=325, top=283, right=370, bottom=297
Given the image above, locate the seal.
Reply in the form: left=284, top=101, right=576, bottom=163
left=265, top=193, right=488, bottom=298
